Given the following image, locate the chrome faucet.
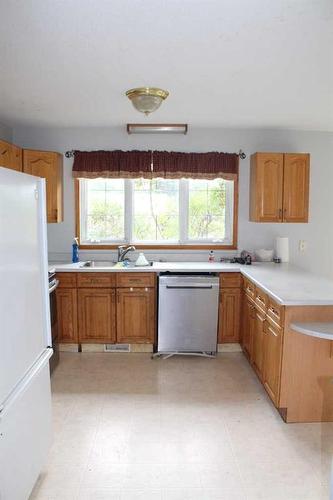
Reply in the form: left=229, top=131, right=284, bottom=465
left=117, top=245, right=136, bottom=262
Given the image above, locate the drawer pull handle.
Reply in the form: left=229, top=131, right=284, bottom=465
left=269, top=307, right=279, bottom=316
left=130, top=287, right=133, bottom=292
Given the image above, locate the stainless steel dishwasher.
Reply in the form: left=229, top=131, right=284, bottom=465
left=157, top=273, right=219, bottom=357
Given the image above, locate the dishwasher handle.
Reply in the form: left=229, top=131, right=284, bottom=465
left=166, top=285, right=213, bottom=289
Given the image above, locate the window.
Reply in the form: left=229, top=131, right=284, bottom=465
left=78, top=177, right=236, bottom=247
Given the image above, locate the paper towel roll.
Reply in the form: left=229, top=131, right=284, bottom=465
left=275, top=237, right=289, bottom=263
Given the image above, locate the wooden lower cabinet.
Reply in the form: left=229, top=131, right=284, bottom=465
left=218, top=288, right=241, bottom=343
left=116, top=288, right=155, bottom=343
left=262, top=320, right=283, bottom=405
left=78, top=288, right=116, bottom=343
left=241, top=294, right=255, bottom=359
left=56, top=288, right=78, bottom=343
left=252, top=307, right=265, bottom=380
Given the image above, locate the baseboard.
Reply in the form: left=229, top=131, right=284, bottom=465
left=59, top=343, right=79, bottom=352
left=218, top=343, right=242, bottom=353
left=80, top=343, right=154, bottom=353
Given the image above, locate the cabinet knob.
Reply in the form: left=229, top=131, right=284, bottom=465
left=130, top=287, right=133, bottom=292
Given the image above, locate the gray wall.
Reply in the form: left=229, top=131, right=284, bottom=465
left=13, top=125, right=333, bottom=277
left=0, top=122, right=13, bottom=142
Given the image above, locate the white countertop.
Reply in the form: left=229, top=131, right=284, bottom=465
left=290, top=322, right=333, bottom=340
left=49, top=261, right=333, bottom=307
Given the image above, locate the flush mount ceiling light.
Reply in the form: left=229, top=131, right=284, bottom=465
left=127, top=123, right=188, bottom=134
left=125, top=87, right=169, bottom=115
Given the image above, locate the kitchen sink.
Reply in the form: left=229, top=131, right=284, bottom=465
left=80, top=260, right=153, bottom=268
left=80, top=261, right=117, bottom=268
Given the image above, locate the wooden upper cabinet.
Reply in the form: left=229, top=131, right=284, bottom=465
left=283, top=154, right=309, bottom=222
left=10, top=144, right=23, bottom=171
left=218, top=288, right=241, bottom=343
left=0, top=139, right=22, bottom=171
left=23, top=149, right=63, bottom=223
left=116, top=288, right=155, bottom=343
left=78, top=288, right=116, bottom=343
left=250, top=152, right=310, bottom=223
left=250, top=153, right=284, bottom=222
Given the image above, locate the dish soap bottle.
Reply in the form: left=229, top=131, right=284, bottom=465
left=208, top=250, right=215, bottom=263
left=72, top=237, right=79, bottom=263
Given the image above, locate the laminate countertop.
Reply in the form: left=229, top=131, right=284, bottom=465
left=50, top=261, right=333, bottom=307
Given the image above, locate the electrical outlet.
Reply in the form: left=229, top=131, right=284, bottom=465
left=299, top=240, right=306, bottom=253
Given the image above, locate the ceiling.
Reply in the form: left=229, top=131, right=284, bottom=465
left=0, top=0, right=332, bottom=130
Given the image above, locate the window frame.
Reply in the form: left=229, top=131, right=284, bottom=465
left=75, top=177, right=238, bottom=250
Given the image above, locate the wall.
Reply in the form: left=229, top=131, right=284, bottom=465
left=0, top=122, right=13, bottom=142
left=13, top=125, right=333, bottom=278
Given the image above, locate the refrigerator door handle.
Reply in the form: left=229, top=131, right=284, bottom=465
left=0, top=349, right=52, bottom=418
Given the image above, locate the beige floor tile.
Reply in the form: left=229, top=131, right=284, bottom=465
left=29, top=352, right=333, bottom=500
left=80, top=463, right=127, bottom=489
left=120, top=489, right=162, bottom=500
left=78, top=488, right=121, bottom=500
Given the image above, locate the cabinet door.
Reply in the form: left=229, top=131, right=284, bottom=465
left=23, top=150, right=63, bottom=223
left=241, top=294, right=254, bottom=359
left=283, top=153, right=310, bottom=222
left=0, top=139, right=12, bottom=169
left=250, top=153, right=284, bottom=222
left=252, top=308, right=265, bottom=380
left=116, top=288, right=155, bottom=343
left=78, top=289, right=116, bottom=343
left=262, top=321, right=283, bottom=406
left=56, top=288, right=78, bottom=343
left=218, top=288, right=241, bottom=343
left=10, top=144, right=22, bottom=171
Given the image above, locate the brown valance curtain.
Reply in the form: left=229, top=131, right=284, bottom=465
left=72, top=150, right=239, bottom=180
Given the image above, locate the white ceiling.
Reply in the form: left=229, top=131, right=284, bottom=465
left=0, top=0, right=332, bottom=130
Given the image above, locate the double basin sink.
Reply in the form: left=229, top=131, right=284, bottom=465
left=79, top=260, right=153, bottom=269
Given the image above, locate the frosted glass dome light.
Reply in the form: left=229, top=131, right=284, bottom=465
left=126, top=87, right=169, bottom=115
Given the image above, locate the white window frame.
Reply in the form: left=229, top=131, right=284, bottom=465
left=79, top=178, right=235, bottom=246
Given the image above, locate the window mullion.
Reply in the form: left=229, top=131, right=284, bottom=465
left=80, top=179, right=88, bottom=243
left=179, top=178, right=189, bottom=244
left=224, top=181, right=233, bottom=244
left=124, top=179, right=133, bottom=243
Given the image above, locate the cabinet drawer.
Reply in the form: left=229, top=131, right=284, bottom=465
left=57, top=272, right=77, bottom=288
left=243, top=277, right=255, bottom=298
left=77, top=273, right=116, bottom=288
left=220, top=273, right=242, bottom=288
left=267, top=297, right=284, bottom=326
left=116, top=273, right=155, bottom=288
left=255, top=287, right=268, bottom=312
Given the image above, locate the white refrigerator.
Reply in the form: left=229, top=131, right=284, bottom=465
left=0, top=167, right=53, bottom=500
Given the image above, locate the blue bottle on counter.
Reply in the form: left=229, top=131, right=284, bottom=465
left=72, top=237, right=79, bottom=263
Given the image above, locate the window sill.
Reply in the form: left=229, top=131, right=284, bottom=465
left=79, top=244, right=238, bottom=250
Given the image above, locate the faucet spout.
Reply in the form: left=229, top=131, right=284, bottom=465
left=118, top=245, right=136, bottom=262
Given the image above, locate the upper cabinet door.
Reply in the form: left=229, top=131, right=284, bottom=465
left=10, top=144, right=23, bottom=172
left=0, top=139, right=13, bottom=169
left=283, top=153, right=310, bottom=223
left=0, top=140, right=22, bottom=171
left=23, top=150, right=63, bottom=223
left=250, top=153, right=284, bottom=222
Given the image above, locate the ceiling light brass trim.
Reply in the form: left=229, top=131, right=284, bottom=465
left=125, top=87, right=169, bottom=100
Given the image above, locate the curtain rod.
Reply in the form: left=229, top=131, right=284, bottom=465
left=65, top=149, right=247, bottom=159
